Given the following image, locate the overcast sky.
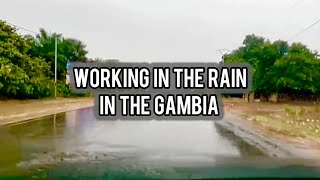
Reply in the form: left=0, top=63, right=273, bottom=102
left=1, top=0, right=319, bottom=62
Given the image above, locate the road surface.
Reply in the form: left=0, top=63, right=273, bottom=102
left=0, top=107, right=319, bottom=178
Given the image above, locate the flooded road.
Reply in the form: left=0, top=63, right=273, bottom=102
left=1, top=107, right=319, bottom=179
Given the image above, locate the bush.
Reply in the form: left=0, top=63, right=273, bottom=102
left=56, top=82, right=91, bottom=97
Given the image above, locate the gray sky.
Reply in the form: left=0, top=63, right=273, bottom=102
left=1, top=0, right=319, bottom=62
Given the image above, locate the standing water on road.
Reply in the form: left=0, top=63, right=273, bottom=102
left=1, top=107, right=319, bottom=179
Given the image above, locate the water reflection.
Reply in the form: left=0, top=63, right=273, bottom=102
left=0, top=107, right=267, bottom=175
left=214, top=122, right=265, bottom=156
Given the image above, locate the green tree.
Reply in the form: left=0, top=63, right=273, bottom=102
left=31, top=28, right=88, bottom=80
left=253, top=40, right=289, bottom=96
left=0, top=21, right=53, bottom=98
left=224, top=34, right=319, bottom=100
left=272, top=43, right=320, bottom=96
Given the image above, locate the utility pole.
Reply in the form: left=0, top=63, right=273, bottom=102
left=54, top=37, right=57, bottom=98
left=217, top=49, right=231, bottom=63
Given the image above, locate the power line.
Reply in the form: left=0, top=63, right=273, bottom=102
left=288, top=18, right=320, bottom=41
left=0, top=19, right=38, bottom=34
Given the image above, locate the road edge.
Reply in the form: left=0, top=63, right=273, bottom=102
left=219, top=111, right=320, bottom=159
left=0, top=98, right=94, bottom=126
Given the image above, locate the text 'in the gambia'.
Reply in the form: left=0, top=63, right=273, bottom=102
left=69, top=63, right=252, bottom=120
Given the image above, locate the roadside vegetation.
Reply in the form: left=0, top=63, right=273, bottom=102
left=224, top=98, right=320, bottom=138
left=2, top=20, right=319, bottom=101
left=224, top=34, right=320, bottom=101
left=224, top=34, right=320, bottom=139
left=0, top=20, right=95, bottom=99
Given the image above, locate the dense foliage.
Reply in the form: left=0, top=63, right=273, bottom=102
left=0, top=21, right=88, bottom=99
left=30, top=28, right=88, bottom=80
left=224, top=34, right=320, bottom=99
left=1, top=20, right=319, bottom=100
left=0, top=21, right=53, bottom=98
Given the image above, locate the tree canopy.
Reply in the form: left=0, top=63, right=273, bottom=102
left=224, top=34, right=320, bottom=98
left=0, top=21, right=53, bottom=98
left=0, top=21, right=89, bottom=99
left=30, top=28, right=88, bottom=80
left=1, top=20, right=319, bottom=100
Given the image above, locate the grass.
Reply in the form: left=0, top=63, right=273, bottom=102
left=223, top=98, right=320, bottom=138
left=252, top=105, right=320, bottom=137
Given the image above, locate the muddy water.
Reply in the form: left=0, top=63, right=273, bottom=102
left=1, top=107, right=319, bottom=178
